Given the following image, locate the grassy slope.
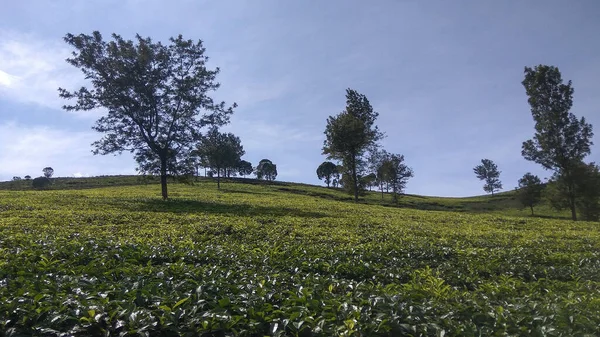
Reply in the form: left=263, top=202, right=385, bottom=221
left=0, top=177, right=598, bottom=335
left=1, top=175, right=568, bottom=219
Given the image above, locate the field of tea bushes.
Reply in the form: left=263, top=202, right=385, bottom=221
left=1, top=179, right=599, bottom=336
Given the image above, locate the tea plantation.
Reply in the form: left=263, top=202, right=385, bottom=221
left=1, top=178, right=599, bottom=336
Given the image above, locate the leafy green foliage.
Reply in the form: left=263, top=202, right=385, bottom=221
left=323, top=89, right=383, bottom=202
left=316, top=161, right=338, bottom=187
left=236, top=160, right=253, bottom=178
left=384, top=154, right=414, bottom=203
left=31, top=177, right=51, bottom=190
left=573, top=162, right=600, bottom=221
left=473, top=159, right=502, bottom=195
left=255, top=159, right=277, bottom=181
left=58, top=31, right=236, bottom=200
left=547, top=162, right=600, bottom=221
left=1, top=179, right=599, bottom=335
left=517, top=173, right=543, bottom=215
left=521, top=65, right=594, bottom=220
left=42, top=167, right=54, bottom=178
left=196, top=128, right=245, bottom=189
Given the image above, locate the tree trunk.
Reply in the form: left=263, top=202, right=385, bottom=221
left=530, top=205, right=534, bottom=216
left=351, top=156, right=358, bottom=202
left=160, top=157, right=168, bottom=200
left=217, top=167, right=221, bottom=189
left=564, top=169, right=577, bottom=221
left=570, top=195, right=577, bottom=221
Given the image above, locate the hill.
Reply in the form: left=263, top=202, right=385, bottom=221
left=0, top=176, right=598, bottom=335
left=0, top=175, right=568, bottom=219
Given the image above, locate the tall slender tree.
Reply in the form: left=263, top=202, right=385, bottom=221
left=323, top=89, right=383, bottom=202
left=473, top=159, right=502, bottom=195
left=521, top=65, right=594, bottom=220
left=59, top=32, right=236, bottom=200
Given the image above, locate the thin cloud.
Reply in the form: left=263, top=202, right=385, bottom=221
left=0, top=30, right=102, bottom=118
left=0, top=122, right=136, bottom=180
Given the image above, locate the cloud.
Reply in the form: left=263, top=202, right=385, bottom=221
left=0, top=122, right=136, bottom=180
left=0, top=30, right=99, bottom=118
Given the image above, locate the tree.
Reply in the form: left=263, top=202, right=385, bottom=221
left=517, top=173, right=543, bottom=215
left=12, top=176, right=22, bottom=181
left=59, top=32, right=235, bottom=200
left=237, top=160, right=253, bottom=178
left=473, top=159, right=502, bottom=195
left=384, top=154, right=414, bottom=203
left=43, top=167, right=54, bottom=178
left=332, top=165, right=342, bottom=188
left=368, top=148, right=392, bottom=199
left=575, top=162, right=600, bottom=222
left=255, top=159, right=277, bottom=181
left=323, top=89, right=383, bottom=202
left=521, top=65, right=594, bottom=220
left=196, top=128, right=244, bottom=189
left=316, top=161, right=338, bottom=187
left=32, top=177, right=51, bottom=190
left=24, top=175, right=31, bottom=180
left=362, top=173, right=377, bottom=191
left=547, top=162, right=600, bottom=221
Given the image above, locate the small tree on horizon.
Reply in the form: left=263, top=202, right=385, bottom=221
left=517, top=173, right=543, bottom=215
left=379, top=153, right=413, bottom=203
left=43, top=167, right=54, bottom=178
left=196, top=128, right=244, bottom=189
left=255, top=159, right=277, bottom=181
left=521, top=65, right=594, bottom=220
left=237, top=160, right=253, bottom=178
left=316, top=161, right=338, bottom=188
left=473, top=159, right=502, bottom=195
left=59, top=31, right=236, bottom=200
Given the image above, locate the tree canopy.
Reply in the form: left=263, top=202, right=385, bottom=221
left=196, top=128, right=244, bottom=189
left=323, top=89, right=383, bottom=201
left=255, top=159, right=277, bottom=181
left=517, top=173, right=543, bottom=215
left=43, top=167, right=54, bottom=178
left=521, top=65, right=594, bottom=220
left=59, top=32, right=236, bottom=199
left=237, top=160, right=254, bottom=178
left=473, top=159, right=502, bottom=195
left=316, top=161, right=338, bottom=188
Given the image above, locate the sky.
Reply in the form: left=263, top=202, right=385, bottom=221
left=0, top=0, right=599, bottom=197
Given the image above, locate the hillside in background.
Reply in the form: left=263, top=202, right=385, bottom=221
left=0, top=175, right=569, bottom=219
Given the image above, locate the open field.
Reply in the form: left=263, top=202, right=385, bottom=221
left=1, top=177, right=599, bottom=336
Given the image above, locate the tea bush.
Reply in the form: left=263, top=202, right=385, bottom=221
left=0, top=181, right=599, bottom=336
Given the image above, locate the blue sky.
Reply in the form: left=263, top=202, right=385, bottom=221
left=1, top=0, right=599, bottom=196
